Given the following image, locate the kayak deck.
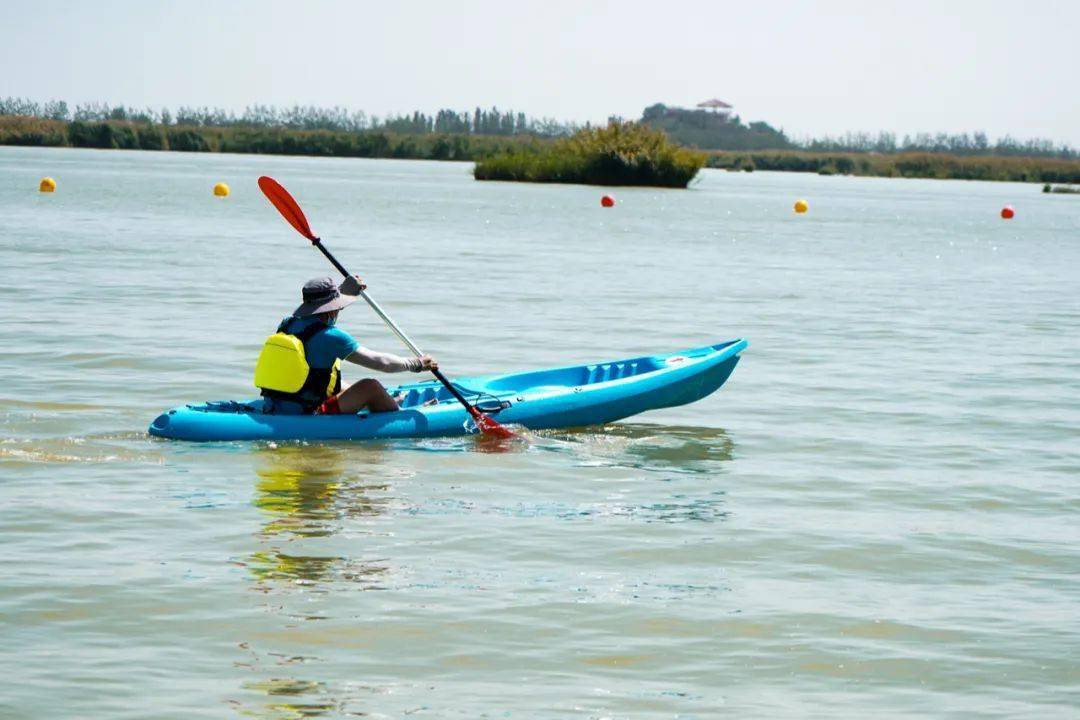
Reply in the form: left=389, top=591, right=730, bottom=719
left=149, top=339, right=747, bottom=442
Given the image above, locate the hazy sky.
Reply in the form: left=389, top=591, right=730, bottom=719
left=3, top=0, right=1078, bottom=144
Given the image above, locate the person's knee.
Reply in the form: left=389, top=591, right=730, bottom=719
left=354, top=378, right=383, bottom=392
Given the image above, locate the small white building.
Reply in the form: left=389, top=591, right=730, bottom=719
left=696, top=98, right=734, bottom=116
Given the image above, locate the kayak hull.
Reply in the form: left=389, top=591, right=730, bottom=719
left=148, top=339, right=747, bottom=442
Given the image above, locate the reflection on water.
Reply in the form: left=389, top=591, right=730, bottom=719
left=252, top=444, right=392, bottom=540
left=231, top=429, right=735, bottom=717
left=246, top=551, right=390, bottom=589
left=236, top=679, right=334, bottom=720
left=248, top=443, right=392, bottom=590
left=253, top=445, right=347, bottom=539
left=0, top=431, right=163, bottom=466
left=402, top=424, right=737, bottom=526
left=411, top=422, right=736, bottom=473
left=543, top=423, right=735, bottom=474
left=239, top=444, right=395, bottom=717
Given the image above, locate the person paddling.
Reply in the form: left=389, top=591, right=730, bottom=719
left=254, top=275, right=437, bottom=415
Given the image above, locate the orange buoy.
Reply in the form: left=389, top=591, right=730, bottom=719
left=39, top=177, right=57, bottom=193
left=600, top=194, right=615, bottom=208
left=794, top=199, right=808, bottom=214
left=1000, top=205, right=1015, bottom=219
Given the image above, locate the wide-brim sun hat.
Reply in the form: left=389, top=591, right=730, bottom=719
left=293, top=276, right=358, bottom=317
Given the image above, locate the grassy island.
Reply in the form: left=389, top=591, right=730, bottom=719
left=472, top=122, right=706, bottom=188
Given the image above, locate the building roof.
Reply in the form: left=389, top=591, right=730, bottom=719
left=696, top=98, right=733, bottom=109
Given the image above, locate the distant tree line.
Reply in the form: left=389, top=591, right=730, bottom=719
left=4, top=96, right=1073, bottom=159
left=0, top=97, right=576, bottom=138
left=0, top=113, right=542, bottom=162
left=796, top=130, right=1076, bottom=160
left=707, top=150, right=1080, bottom=184
left=641, top=103, right=1076, bottom=160
left=4, top=96, right=1077, bottom=182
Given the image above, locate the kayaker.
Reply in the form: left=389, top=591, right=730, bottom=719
left=254, top=275, right=437, bottom=415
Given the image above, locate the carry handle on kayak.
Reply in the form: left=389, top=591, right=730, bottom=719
left=257, top=176, right=516, bottom=439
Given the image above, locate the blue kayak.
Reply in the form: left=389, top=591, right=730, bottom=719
left=148, top=339, right=747, bottom=442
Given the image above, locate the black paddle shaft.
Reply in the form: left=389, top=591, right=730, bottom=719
left=313, top=238, right=350, bottom=277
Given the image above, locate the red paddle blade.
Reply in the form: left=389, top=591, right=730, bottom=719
left=471, top=408, right=517, bottom=439
left=258, top=176, right=317, bottom=242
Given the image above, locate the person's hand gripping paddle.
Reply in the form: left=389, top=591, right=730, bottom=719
left=257, top=175, right=516, bottom=439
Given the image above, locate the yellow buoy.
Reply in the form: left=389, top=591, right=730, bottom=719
left=794, top=199, right=808, bottom=214
left=39, top=177, right=57, bottom=193
left=213, top=182, right=230, bottom=197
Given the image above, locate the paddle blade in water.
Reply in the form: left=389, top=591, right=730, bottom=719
left=258, top=176, right=317, bottom=242
left=471, top=408, right=517, bottom=439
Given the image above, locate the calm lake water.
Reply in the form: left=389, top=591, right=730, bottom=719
left=1, top=146, right=1078, bottom=718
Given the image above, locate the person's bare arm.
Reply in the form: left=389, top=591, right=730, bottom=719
left=346, top=348, right=438, bottom=373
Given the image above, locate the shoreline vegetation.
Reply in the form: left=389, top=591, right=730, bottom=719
left=1043, top=183, right=1080, bottom=194
left=707, top=151, right=1080, bottom=184
left=473, top=122, right=705, bottom=188
left=0, top=114, right=536, bottom=162
left=3, top=97, right=1079, bottom=186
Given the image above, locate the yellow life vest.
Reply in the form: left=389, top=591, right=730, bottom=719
left=254, top=319, right=341, bottom=403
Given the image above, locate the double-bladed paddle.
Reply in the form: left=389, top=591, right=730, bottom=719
left=257, top=175, right=515, bottom=439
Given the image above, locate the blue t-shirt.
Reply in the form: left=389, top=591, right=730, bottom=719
left=281, top=316, right=359, bottom=368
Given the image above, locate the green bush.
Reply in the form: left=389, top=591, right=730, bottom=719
left=474, top=121, right=705, bottom=187
left=0, top=115, right=66, bottom=145
left=112, top=125, right=138, bottom=150
left=69, top=121, right=117, bottom=148
left=136, top=126, right=166, bottom=150
left=167, top=128, right=210, bottom=152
